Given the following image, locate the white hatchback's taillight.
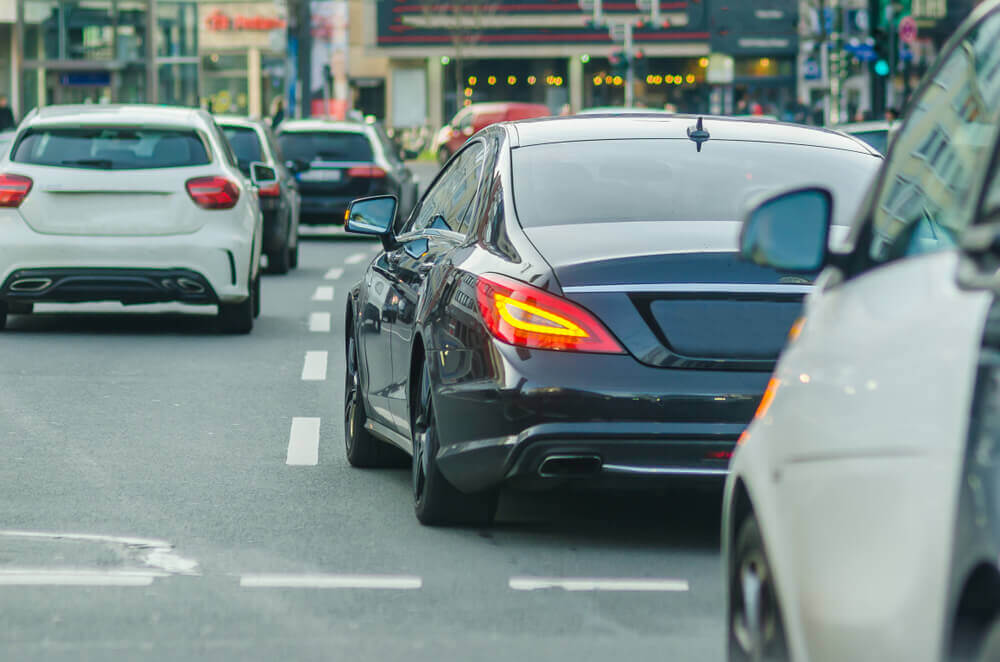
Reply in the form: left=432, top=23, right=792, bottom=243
left=0, top=174, right=33, bottom=208
left=186, top=176, right=239, bottom=210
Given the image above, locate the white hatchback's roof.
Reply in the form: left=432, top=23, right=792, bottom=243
left=278, top=119, right=368, bottom=134
left=26, top=105, right=213, bottom=130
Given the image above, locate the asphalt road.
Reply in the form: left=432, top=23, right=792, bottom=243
left=0, top=162, right=726, bottom=661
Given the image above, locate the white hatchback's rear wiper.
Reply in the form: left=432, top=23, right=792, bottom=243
left=61, top=158, right=114, bottom=169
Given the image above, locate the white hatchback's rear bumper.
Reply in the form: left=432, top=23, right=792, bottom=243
left=0, top=211, right=255, bottom=304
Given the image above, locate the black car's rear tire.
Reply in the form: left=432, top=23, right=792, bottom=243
left=268, top=245, right=291, bottom=274
left=344, top=335, right=403, bottom=467
left=289, top=243, right=299, bottom=269
left=218, top=279, right=255, bottom=334
left=412, top=361, right=497, bottom=526
left=8, top=302, right=32, bottom=315
left=729, top=514, right=789, bottom=662
left=977, top=619, right=1000, bottom=662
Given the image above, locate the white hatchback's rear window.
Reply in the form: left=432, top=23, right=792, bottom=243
left=12, top=127, right=211, bottom=170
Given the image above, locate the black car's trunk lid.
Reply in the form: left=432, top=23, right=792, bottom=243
left=523, top=221, right=815, bottom=370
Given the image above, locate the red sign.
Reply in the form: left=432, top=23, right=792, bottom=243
left=311, top=98, right=349, bottom=120
left=899, top=15, right=918, bottom=44
left=205, top=10, right=286, bottom=31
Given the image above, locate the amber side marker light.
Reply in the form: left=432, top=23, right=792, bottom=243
left=738, top=377, right=781, bottom=445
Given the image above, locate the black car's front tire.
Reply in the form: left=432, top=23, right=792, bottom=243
left=268, top=244, right=291, bottom=274
left=412, top=360, right=497, bottom=526
left=344, top=335, right=403, bottom=467
left=729, top=514, right=789, bottom=662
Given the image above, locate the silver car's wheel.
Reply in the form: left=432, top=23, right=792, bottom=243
left=729, top=515, right=789, bottom=662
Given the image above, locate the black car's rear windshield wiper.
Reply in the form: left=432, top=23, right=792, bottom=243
left=61, top=158, right=114, bottom=169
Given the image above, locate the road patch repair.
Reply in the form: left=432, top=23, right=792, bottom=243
left=0, top=530, right=199, bottom=586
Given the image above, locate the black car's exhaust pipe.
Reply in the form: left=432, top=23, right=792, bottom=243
left=538, top=454, right=603, bottom=478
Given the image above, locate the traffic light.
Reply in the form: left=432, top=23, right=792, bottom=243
left=872, top=25, right=890, bottom=77
left=874, top=59, right=890, bottom=76
left=633, top=50, right=649, bottom=77
left=610, top=50, right=629, bottom=76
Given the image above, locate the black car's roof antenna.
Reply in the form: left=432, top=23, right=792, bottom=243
left=687, top=117, right=710, bottom=152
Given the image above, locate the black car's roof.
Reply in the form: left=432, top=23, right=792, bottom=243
left=505, top=114, right=881, bottom=156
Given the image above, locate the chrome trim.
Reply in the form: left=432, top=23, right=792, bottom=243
left=561, top=283, right=813, bottom=295
left=601, top=464, right=730, bottom=476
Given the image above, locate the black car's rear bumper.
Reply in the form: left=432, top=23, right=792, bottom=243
left=428, top=341, right=768, bottom=493
left=1, top=268, right=219, bottom=305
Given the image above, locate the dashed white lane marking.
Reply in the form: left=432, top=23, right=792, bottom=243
left=240, top=574, right=422, bottom=589
left=312, top=286, right=335, bottom=301
left=344, top=252, right=366, bottom=265
left=301, top=351, right=328, bottom=381
left=309, top=312, right=331, bottom=333
left=508, top=577, right=690, bottom=592
left=286, top=417, right=321, bottom=466
left=0, top=569, right=168, bottom=587
left=324, top=267, right=345, bottom=280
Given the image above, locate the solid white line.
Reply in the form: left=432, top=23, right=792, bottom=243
left=312, top=286, right=335, bottom=301
left=508, top=577, right=690, bottom=592
left=324, top=267, right=345, bottom=280
left=301, top=351, right=328, bottom=381
left=286, top=417, right=320, bottom=466
left=344, top=253, right=366, bottom=265
left=0, top=569, right=167, bottom=587
left=309, top=312, right=331, bottom=333
left=240, top=573, right=422, bottom=589
left=0, top=531, right=199, bottom=575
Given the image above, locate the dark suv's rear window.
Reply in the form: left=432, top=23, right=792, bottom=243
left=278, top=131, right=373, bottom=163
left=221, top=125, right=264, bottom=174
left=12, top=127, right=211, bottom=170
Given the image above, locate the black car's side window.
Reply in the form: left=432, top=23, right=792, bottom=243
left=858, top=11, right=1000, bottom=271
left=408, top=142, right=485, bottom=235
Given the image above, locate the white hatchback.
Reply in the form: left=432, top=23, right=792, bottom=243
left=0, top=105, right=266, bottom=333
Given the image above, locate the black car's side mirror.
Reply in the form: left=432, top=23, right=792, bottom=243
left=249, top=162, right=278, bottom=188
left=740, top=187, right=833, bottom=273
left=346, top=195, right=399, bottom=250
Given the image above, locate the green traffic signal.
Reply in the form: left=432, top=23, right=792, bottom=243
left=874, top=59, right=890, bottom=76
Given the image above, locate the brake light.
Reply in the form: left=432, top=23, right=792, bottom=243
left=737, top=377, right=781, bottom=445
left=475, top=274, right=625, bottom=354
left=257, top=181, right=281, bottom=197
left=0, top=174, right=33, bottom=207
left=186, top=176, right=239, bottom=209
left=347, top=166, right=387, bottom=178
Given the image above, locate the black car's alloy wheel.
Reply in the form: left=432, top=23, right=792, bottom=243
left=344, top=336, right=399, bottom=467
left=729, top=515, right=789, bottom=662
left=412, top=361, right=497, bottom=526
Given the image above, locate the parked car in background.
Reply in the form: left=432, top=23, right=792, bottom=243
left=0, top=130, right=15, bottom=155
left=217, top=116, right=300, bottom=274
left=342, top=114, right=881, bottom=526
left=277, top=119, right=419, bottom=228
left=0, top=105, right=264, bottom=333
left=578, top=107, right=671, bottom=115
left=432, top=102, right=550, bottom=164
left=724, top=4, right=1000, bottom=660
left=832, top=120, right=898, bottom=154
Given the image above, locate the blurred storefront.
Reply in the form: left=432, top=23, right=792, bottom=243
left=199, top=1, right=287, bottom=118
left=18, top=0, right=200, bottom=114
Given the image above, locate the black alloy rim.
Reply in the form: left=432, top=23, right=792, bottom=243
left=412, top=365, right=432, bottom=505
left=345, top=337, right=360, bottom=454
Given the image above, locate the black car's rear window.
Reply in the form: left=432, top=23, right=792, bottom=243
left=12, top=127, right=211, bottom=170
left=278, top=131, right=373, bottom=163
left=511, top=139, right=880, bottom=228
left=221, top=125, right=264, bottom=174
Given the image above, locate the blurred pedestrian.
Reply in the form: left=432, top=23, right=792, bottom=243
left=885, top=107, right=899, bottom=122
left=271, top=98, right=285, bottom=129
left=558, top=103, right=572, bottom=116
left=663, top=102, right=678, bottom=113
left=0, top=96, right=16, bottom=131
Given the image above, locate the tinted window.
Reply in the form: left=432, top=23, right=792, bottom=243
left=512, top=139, right=879, bottom=228
left=221, top=125, right=264, bottom=174
left=864, top=11, right=1000, bottom=266
left=278, top=131, right=373, bottom=163
left=409, top=143, right=486, bottom=235
left=13, top=127, right=211, bottom=170
left=851, top=130, right=888, bottom=154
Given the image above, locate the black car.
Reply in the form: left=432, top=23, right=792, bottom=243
left=277, top=119, right=419, bottom=227
left=343, top=115, right=882, bottom=525
left=217, top=116, right=300, bottom=274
